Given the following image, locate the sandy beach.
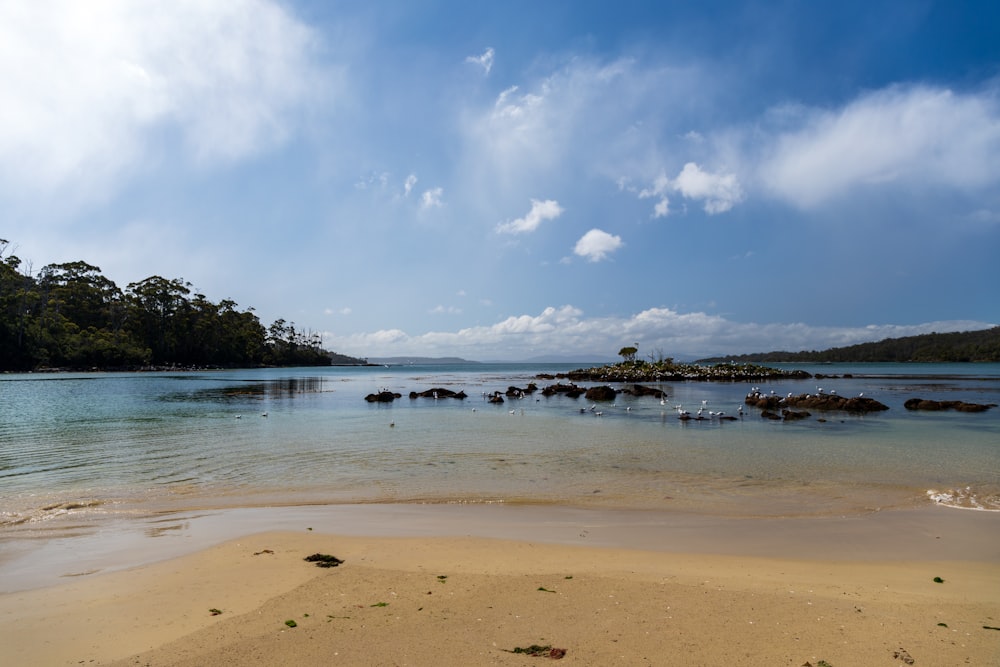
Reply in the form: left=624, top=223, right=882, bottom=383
left=1, top=504, right=998, bottom=666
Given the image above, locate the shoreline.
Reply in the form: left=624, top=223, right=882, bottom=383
left=2, top=502, right=998, bottom=593
left=0, top=503, right=998, bottom=665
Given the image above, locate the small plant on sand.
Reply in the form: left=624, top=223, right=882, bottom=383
left=537, top=586, right=556, bottom=593
left=506, top=645, right=566, bottom=659
left=304, top=553, right=344, bottom=568
left=437, top=575, right=448, bottom=583
left=209, top=608, right=223, bottom=616
left=933, top=576, right=944, bottom=583
left=371, top=601, right=389, bottom=607
left=284, top=619, right=297, bottom=628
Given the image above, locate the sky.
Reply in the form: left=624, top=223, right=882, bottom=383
left=2, top=0, right=999, bottom=361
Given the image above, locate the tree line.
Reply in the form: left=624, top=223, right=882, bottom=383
left=697, top=326, right=1000, bottom=364
left=0, top=240, right=364, bottom=371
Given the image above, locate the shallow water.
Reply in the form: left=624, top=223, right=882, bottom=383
left=1, top=362, right=998, bottom=539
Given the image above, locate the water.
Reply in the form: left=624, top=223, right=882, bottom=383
left=1, top=362, right=999, bottom=538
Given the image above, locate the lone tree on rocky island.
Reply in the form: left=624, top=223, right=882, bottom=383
left=618, top=345, right=638, bottom=362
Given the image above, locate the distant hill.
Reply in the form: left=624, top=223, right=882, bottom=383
left=328, top=352, right=371, bottom=366
left=368, top=356, right=479, bottom=365
left=696, top=326, right=1000, bottom=364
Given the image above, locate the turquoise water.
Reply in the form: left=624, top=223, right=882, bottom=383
left=1, top=363, right=998, bottom=535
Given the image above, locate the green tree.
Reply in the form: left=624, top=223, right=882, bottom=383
left=618, top=345, right=638, bottom=362
left=125, top=276, right=194, bottom=364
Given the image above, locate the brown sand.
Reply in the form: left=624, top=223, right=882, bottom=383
left=1, top=509, right=999, bottom=666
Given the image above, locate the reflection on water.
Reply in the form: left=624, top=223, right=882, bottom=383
left=164, top=376, right=329, bottom=403
left=1, top=363, right=999, bottom=535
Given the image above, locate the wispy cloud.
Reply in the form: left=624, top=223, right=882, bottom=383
left=496, top=199, right=564, bottom=234
left=421, top=187, right=444, bottom=209
left=0, top=0, right=327, bottom=203
left=429, top=305, right=462, bottom=315
left=465, top=47, right=495, bottom=75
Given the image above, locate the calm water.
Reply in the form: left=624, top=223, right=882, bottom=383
left=2, top=362, right=999, bottom=536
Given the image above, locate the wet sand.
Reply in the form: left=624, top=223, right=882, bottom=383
left=1, top=504, right=998, bottom=665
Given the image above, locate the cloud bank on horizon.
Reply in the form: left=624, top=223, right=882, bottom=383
left=1, top=1, right=997, bottom=360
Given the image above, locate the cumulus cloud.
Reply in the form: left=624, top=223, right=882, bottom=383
left=761, top=85, right=1000, bottom=207
left=573, top=229, right=623, bottom=262
left=496, top=199, right=564, bottom=234
left=465, top=47, right=495, bottom=75
left=0, top=0, right=325, bottom=202
left=673, top=163, right=744, bottom=213
left=421, top=187, right=444, bottom=209
left=324, top=306, right=994, bottom=362
left=639, top=163, right=743, bottom=217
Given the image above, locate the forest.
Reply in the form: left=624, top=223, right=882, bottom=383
left=697, top=326, right=1000, bottom=364
left=0, top=240, right=366, bottom=371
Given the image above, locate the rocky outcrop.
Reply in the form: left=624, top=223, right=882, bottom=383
left=903, top=398, right=996, bottom=412
left=540, top=383, right=586, bottom=398
left=745, top=390, right=888, bottom=413
left=408, top=388, right=467, bottom=399
left=365, top=390, right=401, bottom=402
left=584, top=385, right=618, bottom=401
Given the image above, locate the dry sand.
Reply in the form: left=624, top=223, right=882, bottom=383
left=1, top=507, right=998, bottom=666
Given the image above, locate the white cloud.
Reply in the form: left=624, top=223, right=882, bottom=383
left=421, top=187, right=444, bottom=209
left=761, top=85, right=1000, bottom=208
left=465, top=47, right=495, bottom=75
left=404, top=173, right=417, bottom=196
left=496, top=199, right=564, bottom=234
left=673, top=162, right=744, bottom=213
left=638, top=163, right=742, bottom=217
left=324, top=306, right=995, bottom=362
left=573, top=229, right=623, bottom=262
left=0, top=0, right=325, bottom=202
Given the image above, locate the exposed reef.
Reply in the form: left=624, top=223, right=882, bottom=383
left=365, top=390, right=402, bottom=403
left=745, top=390, right=889, bottom=414
left=409, top=388, right=467, bottom=400
left=903, top=398, right=996, bottom=412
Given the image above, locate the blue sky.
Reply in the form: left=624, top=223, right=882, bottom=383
left=2, top=1, right=998, bottom=361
